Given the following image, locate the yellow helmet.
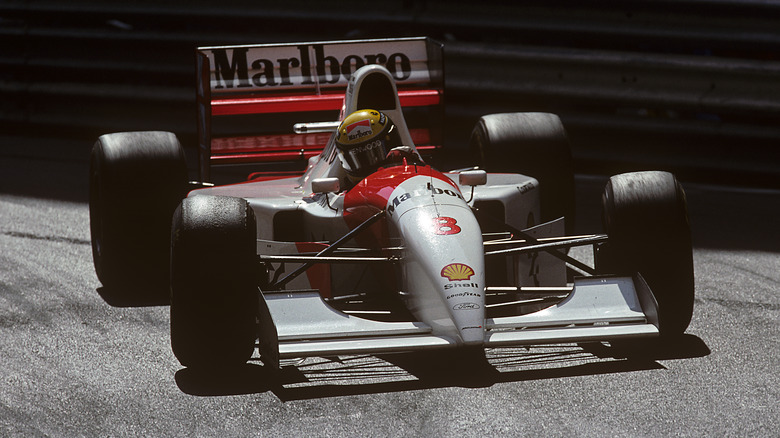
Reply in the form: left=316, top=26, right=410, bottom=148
left=335, top=109, right=401, bottom=177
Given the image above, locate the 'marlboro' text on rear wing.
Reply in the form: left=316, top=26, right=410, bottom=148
left=196, top=37, right=444, bottom=182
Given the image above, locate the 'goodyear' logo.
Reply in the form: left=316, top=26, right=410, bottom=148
left=440, top=263, right=475, bottom=281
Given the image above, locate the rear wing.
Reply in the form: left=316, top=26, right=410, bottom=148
left=196, top=37, right=444, bottom=182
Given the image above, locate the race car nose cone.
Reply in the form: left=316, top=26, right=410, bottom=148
left=442, top=263, right=485, bottom=345
left=459, top=325, right=486, bottom=345
left=382, top=170, right=487, bottom=346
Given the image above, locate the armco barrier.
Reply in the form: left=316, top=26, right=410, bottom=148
left=2, top=1, right=779, bottom=184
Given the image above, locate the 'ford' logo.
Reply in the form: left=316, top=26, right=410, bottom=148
left=453, top=302, right=480, bottom=310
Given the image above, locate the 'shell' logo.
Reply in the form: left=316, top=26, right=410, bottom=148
left=441, top=263, right=475, bottom=281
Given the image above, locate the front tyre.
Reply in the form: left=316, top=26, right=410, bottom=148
left=599, top=171, right=694, bottom=338
left=170, top=195, right=259, bottom=369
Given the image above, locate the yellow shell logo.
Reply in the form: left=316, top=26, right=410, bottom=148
left=441, top=263, right=475, bottom=281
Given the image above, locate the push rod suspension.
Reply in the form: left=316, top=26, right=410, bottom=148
left=486, top=223, right=606, bottom=276
left=269, top=210, right=386, bottom=290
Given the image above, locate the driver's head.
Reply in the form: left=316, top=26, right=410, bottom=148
left=335, top=109, right=402, bottom=179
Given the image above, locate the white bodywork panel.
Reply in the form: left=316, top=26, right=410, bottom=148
left=262, top=275, right=658, bottom=359
left=385, top=174, right=486, bottom=345
left=488, top=276, right=648, bottom=329
left=265, top=290, right=432, bottom=341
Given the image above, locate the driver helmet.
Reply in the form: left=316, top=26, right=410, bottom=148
left=335, top=109, right=402, bottom=178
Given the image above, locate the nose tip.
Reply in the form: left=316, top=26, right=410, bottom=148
left=459, top=325, right=485, bottom=345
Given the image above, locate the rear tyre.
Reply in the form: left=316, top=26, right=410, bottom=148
left=170, top=195, right=258, bottom=369
left=89, top=131, right=188, bottom=294
left=470, top=112, right=575, bottom=233
left=598, top=171, right=694, bottom=338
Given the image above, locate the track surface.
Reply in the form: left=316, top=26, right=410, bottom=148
left=1, top=140, right=778, bottom=437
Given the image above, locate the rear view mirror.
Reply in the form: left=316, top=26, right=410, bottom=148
left=459, top=170, right=487, bottom=186
left=311, top=177, right=341, bottom=194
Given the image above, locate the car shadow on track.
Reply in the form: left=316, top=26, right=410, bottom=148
left=173, top=334, right=709, bottom=400
left=96, top=286, right=170, bottom=307
left=175, top=364, right=277, bottom=396
left=581, top=334, right=711, bottom=361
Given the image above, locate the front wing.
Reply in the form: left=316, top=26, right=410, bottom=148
left=257, top=274, right=659, bottom=369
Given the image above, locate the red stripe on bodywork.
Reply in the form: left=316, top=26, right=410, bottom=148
left=211, top=132, right=333, bottom=152
left=210, top=146, right=439, bottom=165
left=210, top=150, right=321, bottom=164
left=211, top=89, right=441, bottom=116
left=294, top=242, right=332, bottom=298
left=344, top=164, right=460, bottom=215
left=247, top=170, right=305, bottom=181
left=341, top=164, right=460, bottom=258
left=211, top=129, right=431, bottom=155
left=209, top=130, right=435, bottom=165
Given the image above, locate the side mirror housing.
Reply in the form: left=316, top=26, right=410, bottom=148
left=459, top=170, right=487, bottom=187
left=311, top=177, right=341, bottom=194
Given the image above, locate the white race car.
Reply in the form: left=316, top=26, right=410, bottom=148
left=89, top=38, right=694, bottom=370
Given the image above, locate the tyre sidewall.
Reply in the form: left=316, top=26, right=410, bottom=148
left=601, top=171, right=694, bottom=337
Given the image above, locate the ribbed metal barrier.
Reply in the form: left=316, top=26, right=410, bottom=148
left=2, top=1, right=779, bottom=183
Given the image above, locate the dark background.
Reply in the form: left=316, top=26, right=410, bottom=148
left=3, top=0, right=780, bottom=188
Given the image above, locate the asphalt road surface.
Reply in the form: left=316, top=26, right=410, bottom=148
left=1, top=138, right=778, bottom=437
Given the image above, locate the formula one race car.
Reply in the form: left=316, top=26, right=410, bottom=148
left=89, top=38, right=694, bottom=370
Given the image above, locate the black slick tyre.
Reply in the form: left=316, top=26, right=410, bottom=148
left=470, top=112, right=575, bottom=233
left=89, top=131, right=188, bottom=294
left=599, top=171, right=694, bottom=338
left=170, top=195, right=258, bottom=369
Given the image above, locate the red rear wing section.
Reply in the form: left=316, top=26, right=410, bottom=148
left=196, top=37, right=444, bottom=181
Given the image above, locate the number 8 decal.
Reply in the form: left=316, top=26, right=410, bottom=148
left=433, top=216, right=461, bottom=235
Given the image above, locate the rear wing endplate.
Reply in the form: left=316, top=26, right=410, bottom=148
left=196, top=37, right=444, bottom=181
